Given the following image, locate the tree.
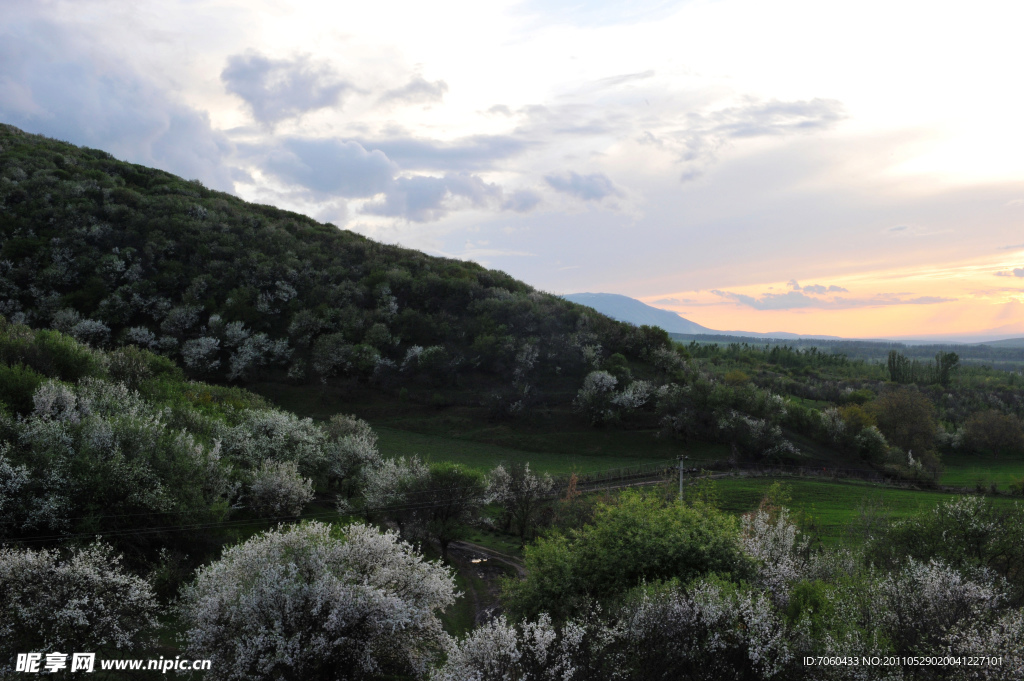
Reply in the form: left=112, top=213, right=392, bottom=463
left=963, top=409, right=1024, bottom=456
left=487, top=462, right=553, bottom=544
left=245, top=459, right=314, bottom=518
left=887, top=349, right=911, bottom=383
left=503, top=490, right=748, bottom=620
left=1, top=543, right=159, bottom=663
left=407, top=463, right=486, bottom=561
left=868, top=387, right=937, bottom=461
left=934, top=350, right=959, bottom=387
left=179, top=521, right=456, bottom=681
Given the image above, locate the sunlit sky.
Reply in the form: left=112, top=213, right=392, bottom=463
left=3, top=0, right=1023, bottom=340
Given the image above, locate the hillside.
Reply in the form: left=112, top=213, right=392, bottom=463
left=0, top=124, right=670, bottom=416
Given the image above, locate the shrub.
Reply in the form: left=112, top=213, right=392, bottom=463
left=0, top=543, right=158, bottom=661
left=178, top=522, right=456, bottom=680
left=245, top=459, right=314, bottom=518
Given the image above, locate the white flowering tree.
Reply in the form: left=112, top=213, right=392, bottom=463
left=245, top=459, right=314, bottom=518
left=573, top=370, right=618, bottom=425
left=179, top=521, right=456, bottom=681
left=360, top=455, right=429, bottom=532
left=487, top=462, right=553, bottom=543
left=434, top=614, right=601, bottom=681
left=323, top=414, right=382, bottom=493
left=616, top=579, right=792, bottom=681
left=181, top=336, right=221, bottom=374
left=739, top=507, right=807, bottom=606
left=0, top=543, right=159, bottom=666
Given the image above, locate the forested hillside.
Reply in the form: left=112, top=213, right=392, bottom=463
left=0, top=123, right=668, bottom=416
left=3, top=123, right=1023, bottom=485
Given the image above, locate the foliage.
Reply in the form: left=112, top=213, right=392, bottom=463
left=503, top=490, right=748, bottom=620
left=0, top=123, right=663, bottom=414
left=178, top=521, right=457, bottom=680
left=487, top=462, right=554, bottom=543
left=962, top=409, right=1024, bottom=456
left=406, top=463, right=486, bottom=560
left=244, top=459, right=314, bottom=518
left=0, top=542, right=159, bottom=666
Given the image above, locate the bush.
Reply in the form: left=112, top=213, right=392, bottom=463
left=245, top=459, right=314, bottom=518
left=179, top=522, right=456, bottom=680
left=962, top=409, right=1024, bottom=456
left=0, top=543, right=158, bottom=662
left=504, top=490, right=748, bottom=620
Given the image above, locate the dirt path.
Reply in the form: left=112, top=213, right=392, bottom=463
left=447, top=541, right=526, bottom=625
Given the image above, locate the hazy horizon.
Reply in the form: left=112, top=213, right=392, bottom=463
left=2, top=0, right=1022, bottom=338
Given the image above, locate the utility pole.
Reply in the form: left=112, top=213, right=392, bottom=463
left=677, top=455, right=688, bottom=502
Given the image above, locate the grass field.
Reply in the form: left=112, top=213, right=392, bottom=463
left=706, top=476, right=1022, bottom=544
left=939, top=452, right=1024, bottom=491
left=375, top=426, right=683, bottom=475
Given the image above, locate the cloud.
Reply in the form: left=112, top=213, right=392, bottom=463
left=657, top=97, right=845, bottom=175
left=0, top=16, right=234, bottom=190
left=362, top=173, right=503, bottom=222
left=801, top=284, right=849, bottom=294
left=352, top=135, right=529, bottom=171
left=712, top=99, right=844, bottom=139
left=502, top=189, right=542, bottom=212
left=596, top=70, right=656, bottom=88
left=516, top=0, right=687, bottom=28
left=221, top=52, right=350, bottom=125
left=545, top=171, right=621, bottom=201
left=652, top=297, right=697, bottom=305
left=378, top=75, right=448, bottom=105
left=256, top=137, right=398, bottom=197
left=998, top=243, right=1024, bottom=251
left=711, top=290, right=954, bottom=310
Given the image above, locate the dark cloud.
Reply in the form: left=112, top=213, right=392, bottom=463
left=256, top=137, right=397, bottom=197
left=352, top=135, right=529, bottom=172
left=362, top=173, right=502, bottom=222
left=0, top=17, right=233, bottom=190
left=502, top=189, right=542, bottom=213
left=545, top=171, right=621, bottom=201
left=379, top=75, right=448, bottom=105
left=712, top=290, right=954, bottom=310
left=221, top=52, right=350, bottom=125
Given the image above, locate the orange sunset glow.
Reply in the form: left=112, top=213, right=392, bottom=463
left=643, top=249, right=1024, bottom=339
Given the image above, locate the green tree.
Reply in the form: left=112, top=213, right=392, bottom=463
left=868, top=387, right=938, bottom=464
left=503, top=490, right=748, bottom=620
left=407, top=463, right=485, bottom=561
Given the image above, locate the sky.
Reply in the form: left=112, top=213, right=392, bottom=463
left=2, top=0, right=1023, bottom=340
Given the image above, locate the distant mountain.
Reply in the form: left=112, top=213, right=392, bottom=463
left=561, top=293, right=714, bottom=334
left=562, top=293, right=842, bottom=340
left=982, top=337, right=1024, bottom=348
